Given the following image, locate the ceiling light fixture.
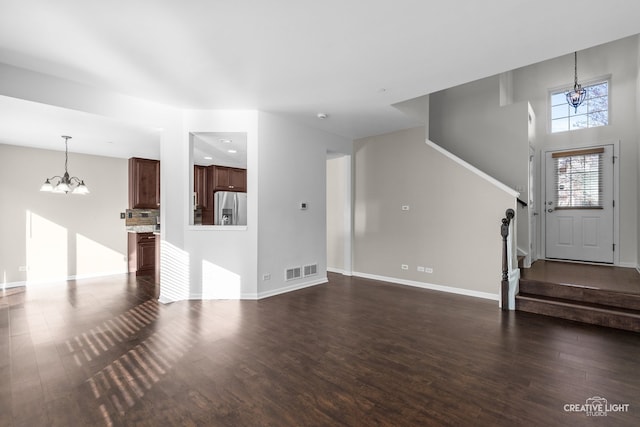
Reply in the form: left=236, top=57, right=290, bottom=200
left=317, top=113, right=328, bottom=119
left=40, top=136, right=90, bottom=195
left=220, top=139, right=232, bottom=144
left=566, top=51, right=587, bottom=112
left=228, top=149, right=237, bottom=154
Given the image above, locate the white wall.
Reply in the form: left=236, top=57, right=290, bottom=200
left=257, top=112, right=352, bottom=298
left=0, top=144, right=128, bottom=286
left=513, top=35, right=639, bottom=266
left=178, top=109, right=259, bottom=300
left=353, top=127, right=516, bottom=298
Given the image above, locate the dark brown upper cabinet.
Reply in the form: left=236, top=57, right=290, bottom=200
left=209, top=165, right=247, bottom=192
left=129, top=157, right=160, bottom=209
left=194, top=165, right=207, bottom=209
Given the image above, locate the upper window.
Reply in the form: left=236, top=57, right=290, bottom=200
left=550, top=80, right=609, bottom=133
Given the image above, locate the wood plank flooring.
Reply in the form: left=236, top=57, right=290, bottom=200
left=521, top=260, right=640, bottom=294
left=1, top=272, right=640, bottom=426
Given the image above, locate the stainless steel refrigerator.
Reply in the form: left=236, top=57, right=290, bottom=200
left=214, top=191, right=247, bottom=225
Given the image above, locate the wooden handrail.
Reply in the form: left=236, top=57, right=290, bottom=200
left=501, top=208, right=515, bottom=310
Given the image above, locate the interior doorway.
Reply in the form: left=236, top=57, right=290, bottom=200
left=544, top=144, right=615, bottom=264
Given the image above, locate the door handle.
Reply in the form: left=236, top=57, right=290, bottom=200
left=547, top=209, right=553, bottom=213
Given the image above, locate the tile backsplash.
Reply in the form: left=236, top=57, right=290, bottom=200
left=125, top=209, right=160, bottom=226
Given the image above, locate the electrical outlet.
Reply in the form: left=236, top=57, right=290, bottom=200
left=262, top=273, right=271, bottom=281
left=417, top=266, right=425, bottom=272
left=424, top=267, right=433, bottom=274
left=401, top=264, right=409, bottom=270
left=120, top=212, right=126, bottom=219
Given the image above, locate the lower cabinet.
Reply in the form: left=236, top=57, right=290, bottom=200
left=128, top=232, right=156, bottom=276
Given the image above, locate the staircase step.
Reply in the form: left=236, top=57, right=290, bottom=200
left=519, top=278, right=640, bottom=311
left=516, top=293, right=640, bottom=333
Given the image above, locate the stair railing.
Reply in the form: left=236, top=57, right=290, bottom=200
left=501, top=208, right=515, bottom=310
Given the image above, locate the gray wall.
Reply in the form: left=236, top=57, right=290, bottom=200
left=353, top=127, right=515, bottom=296
left=429, top=75, right=530, bottom=199
left=0, top=144, right=128, bottom=285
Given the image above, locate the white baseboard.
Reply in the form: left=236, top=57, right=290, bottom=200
left=352, top=271, right=499, bottom=302
left=1, top=281, right=26, bottom=290
left=1, top=270, right=127, bottom=290
left=257, top=277, right=328, bottom=300
left=617, top=261, right=637, bottom=269
left=327, top=267, right=353, bottom=276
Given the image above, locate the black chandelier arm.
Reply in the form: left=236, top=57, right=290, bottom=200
left=69, top=176, right=84, bottom=184
left=45, top=175, right=63, bottom=181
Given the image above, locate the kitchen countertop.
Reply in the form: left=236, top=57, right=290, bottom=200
left=126, top=225, right=159, bottom=233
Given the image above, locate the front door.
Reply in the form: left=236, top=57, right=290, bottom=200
left=545, top=145, right=614, bottom=263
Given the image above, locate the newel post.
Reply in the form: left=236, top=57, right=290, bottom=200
left=501, top=209, right=515, bottom=310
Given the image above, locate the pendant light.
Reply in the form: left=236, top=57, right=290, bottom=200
left=40, top=136, right=90, bottom=195
left=566, top=51, right=587, bottom=112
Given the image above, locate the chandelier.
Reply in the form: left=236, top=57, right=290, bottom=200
left=566, top=51, right=587, bottom=112
left=40, top=136, right=90, bottom=194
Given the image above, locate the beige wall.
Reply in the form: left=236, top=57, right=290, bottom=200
left=354, top=127, right=515, bottom=296
left=0, top=144, right=128, bottom=285
left=327, top=156, right=347, bottom=271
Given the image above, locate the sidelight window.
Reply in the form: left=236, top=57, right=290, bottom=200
left=552, top=148, right=603, bottom=209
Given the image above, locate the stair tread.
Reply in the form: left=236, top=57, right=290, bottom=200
left=516, top=293, right=640, bottom=317
left=518, top=278, right=640, bottom=311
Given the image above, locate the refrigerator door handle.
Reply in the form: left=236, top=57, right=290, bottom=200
left=233, top=194, right=238, bottom=225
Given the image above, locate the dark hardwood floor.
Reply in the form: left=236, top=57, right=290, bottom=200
left=521, top=260, right=640, bottom=294
left=1, top=272, right=640, bottom=426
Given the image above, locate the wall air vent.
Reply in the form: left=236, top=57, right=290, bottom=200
left=303, top=263, right=317, bottom=277
left=285, top=267, right=302, bottom=281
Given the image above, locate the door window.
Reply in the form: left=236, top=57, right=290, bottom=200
left=552, top=147, right=603, bottom=209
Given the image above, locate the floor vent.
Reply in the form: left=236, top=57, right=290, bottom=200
left=303, top=263, right=317, bottom=277
left=285, top=267, right=302, bottom=281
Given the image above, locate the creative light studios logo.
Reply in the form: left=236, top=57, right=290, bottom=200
left=564, top=396, right=630, bottom=417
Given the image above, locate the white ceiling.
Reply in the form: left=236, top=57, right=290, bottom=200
left=1, top=0, right=640, bottom=152
left=192, top=132, right=247, bottom=168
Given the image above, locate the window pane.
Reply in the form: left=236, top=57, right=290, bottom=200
left=570, top=114, right=588, bottom=129
left=588, top=82, right=608, bottom=97
left=551, top=92, right=567, bottom=106
left=554, top=152, right=602, bottom=208
left=551, top=118, right=569, bottom=133
left=551, top=104, right=569, bottom=120
left=590, top=110, right=608, bottom=127
left=573, top=102, right=588, bottom=116
left=588, top=95, right=608, bottom=113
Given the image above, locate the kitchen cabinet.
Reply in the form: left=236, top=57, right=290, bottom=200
left=199, top=165, right=246, bottom=225
left=194, top=165, right=207, bottom=208
left=209, top=165, right=247, bottom=192
left=129, top=157, right=160, bottom=209
left=128, top=232, right=156, bottom=276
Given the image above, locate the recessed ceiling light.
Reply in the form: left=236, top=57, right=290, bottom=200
left=220, top=139, right=232, bottom=144
left=228, top=149, right=237, bottom=154
left=204, top=156, right=213, bottom=160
